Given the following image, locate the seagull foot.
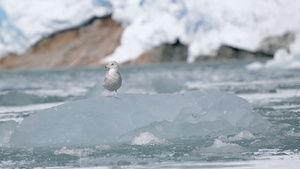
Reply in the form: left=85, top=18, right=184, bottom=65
left=106, top=95, right=119, bottom=99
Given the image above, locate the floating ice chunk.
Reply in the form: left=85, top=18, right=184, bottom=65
left=9, top=89, right=271, bottom=147
left=285, top=128, right=300, bottom=137
left=211, top=139, right=240, bottom=148
left=95, top=144, right=111, bottom=150
left=233, top=131, right=255, bottom=140
left=246, top=62, right=264, bottom=70
left=131, top=132, right=168, bottom=145
left=0, top=120, right=18, bottom=147
left=199, top=139, right=247, bottom=154
left=218, top=131, right=255, bottom=142
left=54, top=147, right=95, bottom=157
left=191, top=138, right=247, bottom=156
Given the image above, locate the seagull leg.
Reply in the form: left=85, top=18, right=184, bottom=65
left=113, top=91, right=118, bottom=99
left=106, top=91, right=112, bottom=98
left=106, top=91, right=119, bottom=99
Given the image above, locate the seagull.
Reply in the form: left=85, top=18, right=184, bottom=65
left=103, top=61, right=122, bottom=98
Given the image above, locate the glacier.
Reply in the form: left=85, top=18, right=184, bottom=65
left=8, top=89, right=272, bottom=147
left=0, top=0, right=300, bottom=63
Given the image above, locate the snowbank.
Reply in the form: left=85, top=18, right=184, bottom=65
left=8, top=89, right=271, bottom=147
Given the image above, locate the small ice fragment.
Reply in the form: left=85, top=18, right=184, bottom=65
left=131, top=132, right=167, bottom=145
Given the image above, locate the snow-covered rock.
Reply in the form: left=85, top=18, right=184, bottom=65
left=247, top=32, right=300, bottom=69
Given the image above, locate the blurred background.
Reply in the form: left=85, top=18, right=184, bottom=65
left=0, top=0, right=299, bottom=69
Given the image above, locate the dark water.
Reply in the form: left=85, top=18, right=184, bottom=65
left=0, top=60, right=300, bottom=168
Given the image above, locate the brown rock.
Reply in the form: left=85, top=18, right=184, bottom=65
left=130, top=40, right=188, bottom=64
left=0, top=16, right=124, bottom=69
left=217, top=45, right=272, bottom=59
left=0, top=54, right=20, bottom=69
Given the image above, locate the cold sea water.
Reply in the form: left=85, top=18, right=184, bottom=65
left=0, top=59, right=300, bottom=168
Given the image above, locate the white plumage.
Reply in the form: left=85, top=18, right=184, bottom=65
left=103, top=61, right=122, bottom=97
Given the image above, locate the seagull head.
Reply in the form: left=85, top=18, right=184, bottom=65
left=105, top=61, right=119, bottom=69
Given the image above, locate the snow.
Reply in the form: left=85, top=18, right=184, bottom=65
left=8, top=89, right=271, bottom=147
left=0, top=0, right=112, bottom=56
left=1, top=0, right=300, bottom=63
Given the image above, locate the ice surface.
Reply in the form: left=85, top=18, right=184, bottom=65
left=0, top=120, right=18, bottom=146
left=9, top=89, right=271, bottom=147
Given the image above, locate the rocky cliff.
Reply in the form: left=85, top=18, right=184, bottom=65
left=0, top=16, right=124, bottom=69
